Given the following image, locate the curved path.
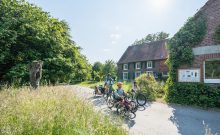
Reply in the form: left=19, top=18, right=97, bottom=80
left=68, top=85, right=220, bottom=135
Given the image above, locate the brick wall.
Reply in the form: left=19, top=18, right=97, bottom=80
left=194, top=53, right=220, bottom=82
left=199, top=0, right=220, bottom=46
left=159, top=59, right=169, bottom=72
left=179, top=53, right=220, bottom=83
left=178, top=0, right=220, bottom=84
left=117, top=59, right=168, bottom=81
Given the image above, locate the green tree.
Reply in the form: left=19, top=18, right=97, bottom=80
left=133, top=32, right=169, bottom=45
left=92, top=62, right=103, bottom=72
left=0, top=0, right=91, bottom=85
left=102, top=60, right=117, bottom=79
left=92, top=62, right=104, bottom=81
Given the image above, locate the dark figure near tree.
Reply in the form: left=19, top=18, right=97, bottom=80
left=29, top=61, right=43, bottom=89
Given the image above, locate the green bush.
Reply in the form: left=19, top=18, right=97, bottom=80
left=136, top=74, right=164, bottom=101
left=0, top=86, right=127, bottom=135
left=165, top=83, right=220, bottom=108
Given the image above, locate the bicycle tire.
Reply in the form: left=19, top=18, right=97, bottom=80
left=127, top=112, right=136, bottom=119
left=136, top=93, right=147, bottom=106
left=107, top=98, right=114, bottom=108
left=130, top=101, right=138, bottom=113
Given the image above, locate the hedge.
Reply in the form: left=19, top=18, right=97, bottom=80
left=165, top=83, right=220, bottom=108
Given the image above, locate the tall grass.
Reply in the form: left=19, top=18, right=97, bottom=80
left=0, top=86, right=127, bottom=135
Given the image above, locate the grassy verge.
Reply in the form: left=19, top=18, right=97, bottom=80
left=78, top=81, right=104, bottom=89
left=0, top=86, right=127, bottom=135
left=78, top=81, right=132, bottom=92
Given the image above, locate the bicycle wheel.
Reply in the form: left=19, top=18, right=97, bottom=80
left=136, top=93, right=147, bottom=106
left=105, top=92, right=111, bottom=101
left=103, top=93, right=108, bottom=100
left=130, top=101, right=138, bottom=113
left=107, top=98, right=114, bottom=108
left=127, top=112, right=136, bottom=119
left=93, top=90, right=96, bottom=96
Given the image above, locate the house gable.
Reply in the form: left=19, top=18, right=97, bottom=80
left=177, top=0, right=220, bottom=84
left=198, top=0, right=220, bottom=46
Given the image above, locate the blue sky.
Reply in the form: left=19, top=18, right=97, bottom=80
left=28, top=0, right=207, bottom=64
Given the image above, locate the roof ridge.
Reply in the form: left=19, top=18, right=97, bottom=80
left=118, top=39, right=168, bottom=64
left=129, top=39, right=168, bottom=47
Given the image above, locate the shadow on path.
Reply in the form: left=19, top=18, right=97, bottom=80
left=124, top=118, right=136, bottom=129
left=89, top=95, right=106, bottom=107
left=137, top=102, right=152, bottom=111
left=89, top=93, right=153, bottom=130
left=169, top=104, right=220, bottom=135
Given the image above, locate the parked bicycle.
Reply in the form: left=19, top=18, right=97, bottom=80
left=93, top=84, right=114, bottom=101
left=107, top=96, right=137, bottom=119
left=94, top=81, right=139, bottom=119
left=94, top=85, right=105, bottom=96
left=127, top=89, right=147, bottom=106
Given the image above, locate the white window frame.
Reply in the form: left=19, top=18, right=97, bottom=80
left=123, top=64, right=128, bottom=70
left=147, top=61, right=152, bottom=69
left=203, top=60, right=220, bottom=83
left=123, top=72, right=128, bottom=80
left=135, top=71, right=141, bottom=78
left=136, top=62, right=141, bottom=69
left=162, top=72, right=169, bottom=77
left=146, top=71, right=153, bottom=76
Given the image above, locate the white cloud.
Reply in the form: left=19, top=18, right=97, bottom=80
left=111, top=41, right=116, bottom=44
left=115, top=26, right=120, bottom=31
left=110, top=33, right=121, bottom=40
left=109, top=26, right=122, bottom=45
left=103, top=48, right=111, bottom=52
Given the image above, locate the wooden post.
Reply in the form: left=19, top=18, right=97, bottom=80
left=29, top=60, right=43, bottom=89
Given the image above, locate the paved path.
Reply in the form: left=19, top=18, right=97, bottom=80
left=68, top=85, right=220, bottom=135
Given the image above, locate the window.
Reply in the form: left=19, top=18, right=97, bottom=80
left=123, top=72, right=128, bottom=80
left=162, top=72, right=168, bottom=77
left=123, top=64, right=128, bottom=70
left=136, top=62, right=141, bottom=69
left=147, top=61, right=152, bottom=69
left=135, top=71, right=141, bottom=78
left=146, top=71, right=153, bottom=76
left=204, top=60, right=220, bottom=83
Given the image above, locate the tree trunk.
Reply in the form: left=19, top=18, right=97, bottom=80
left=29, top=60, right=43, bottom=89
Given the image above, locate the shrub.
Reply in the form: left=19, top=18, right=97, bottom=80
left=136, top=74, right=164, bottom=101
left=0, top=86, right=127, bottom=135
left=165, top=83, right=220, bottom=108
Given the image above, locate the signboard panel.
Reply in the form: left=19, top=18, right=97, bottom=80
left=178, top=69, right=200, bottom=82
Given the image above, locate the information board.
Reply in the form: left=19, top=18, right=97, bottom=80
left=178, top=69, right=200, bottom=82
